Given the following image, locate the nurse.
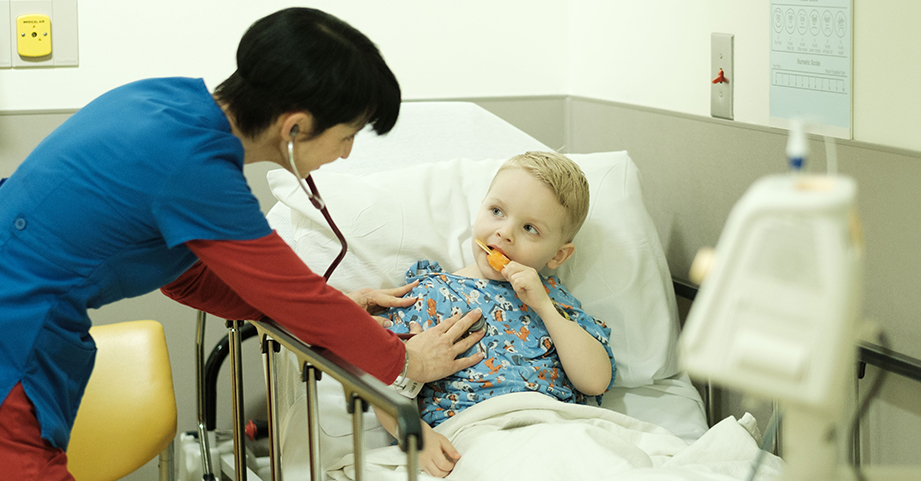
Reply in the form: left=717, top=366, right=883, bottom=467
left=0, top=7, right=485, bottom=480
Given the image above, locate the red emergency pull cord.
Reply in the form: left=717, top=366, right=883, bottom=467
left=712, top=68, right=728, bottom=84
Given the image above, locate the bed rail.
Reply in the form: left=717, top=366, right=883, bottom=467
left=857, top=341, right=921, bottom=384
left=201, top=321, right=258, bottom=431
left=670, top=278, right=921, bottom=419
left=218, top=317, right=422, bottom=481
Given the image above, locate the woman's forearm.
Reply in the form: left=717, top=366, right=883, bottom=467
left=175, top=233, right=406, bottom=383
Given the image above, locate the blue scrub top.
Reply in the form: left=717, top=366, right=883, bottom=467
left=0, top=77, right=272, bottom=449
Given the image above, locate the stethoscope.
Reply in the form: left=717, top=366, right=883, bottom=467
left=286, top=125, right=485, bottom=339
left=287, top=125, right=348, bottom=280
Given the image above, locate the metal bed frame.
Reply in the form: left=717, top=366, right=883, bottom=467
left=195, top=279, right=921, bottom=481
left=195, top=312, right=422, bottom=481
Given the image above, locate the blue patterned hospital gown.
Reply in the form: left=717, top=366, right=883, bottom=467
left=385, top=260, right=616, bottom=428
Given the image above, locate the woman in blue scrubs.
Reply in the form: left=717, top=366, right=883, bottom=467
left=0, top=8, right=485, bottom=479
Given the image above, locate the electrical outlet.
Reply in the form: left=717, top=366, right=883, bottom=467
left=711, top=33, right=734, bottom=121
left=16, top=13, right=51, bottom=57
left=7, top=0, right=79, bottom=68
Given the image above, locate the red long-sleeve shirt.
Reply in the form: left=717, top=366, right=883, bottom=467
left=161, top=231, right=404, bottom=383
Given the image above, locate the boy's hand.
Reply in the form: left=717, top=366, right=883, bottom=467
left=501, top=261, right=551, bottom=310
left=373, top=409, right=460, bottom=478
left=419, top=423, right=461, bottom=477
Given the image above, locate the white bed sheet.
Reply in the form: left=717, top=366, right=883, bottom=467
left=264, top=102, right=710, bottom=478
left=322, top=393, right=782, bottom=481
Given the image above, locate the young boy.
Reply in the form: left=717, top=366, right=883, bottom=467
left=376, top=151, right=616, bottom=477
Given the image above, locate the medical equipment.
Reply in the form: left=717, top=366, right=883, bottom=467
left=680, top=172, right=862, bottom=480
left=785, top=119, right=807, bottom=171
left=287, top=125, right=347, bottom=280
left=466, top=314, right=487, bottom=333
left=681, top=174, right=862, bottom=413
left=396, top=312, right=486, bottom=341
left=679, top=167, right=920, bottom=478
left=191, top=127, right=359, bottom=480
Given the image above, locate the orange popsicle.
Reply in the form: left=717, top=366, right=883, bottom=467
left=475, top=239, right=510, bottom=271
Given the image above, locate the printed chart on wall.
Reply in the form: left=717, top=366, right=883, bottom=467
left=770, top=0, right=852, bottom=139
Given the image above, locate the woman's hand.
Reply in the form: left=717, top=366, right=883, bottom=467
left=404, top=310, right=486, bottom=383
left=347, top=280, right=419, bottom=315
left=419, top=423, right=461, bottom=478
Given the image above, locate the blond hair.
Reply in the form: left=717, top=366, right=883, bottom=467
left=496, top=151, right=590, bottom=242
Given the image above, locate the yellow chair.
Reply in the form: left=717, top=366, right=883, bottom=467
left=67, top=320, right=178, bottom=481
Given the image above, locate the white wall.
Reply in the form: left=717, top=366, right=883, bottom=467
left=0, top=1, right=568, bottom=110
left=568, top=1, right=768, bottom=126
left=568, top=0, right=921, bottom=152
left=3, top=1, right=918, bottom=152
left=852, top=0, right=921, bottom=151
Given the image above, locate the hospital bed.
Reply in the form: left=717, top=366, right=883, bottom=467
left=212, top=102, right=784, bottom=481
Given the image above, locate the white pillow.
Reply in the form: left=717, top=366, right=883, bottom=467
left=266, top=151, right=680, bottom=388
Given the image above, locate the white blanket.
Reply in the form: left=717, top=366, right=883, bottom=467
left=327, top=392, right=783, bottom=481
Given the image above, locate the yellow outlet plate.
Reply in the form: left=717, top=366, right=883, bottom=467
left=17, top=14, right=52, bottom=58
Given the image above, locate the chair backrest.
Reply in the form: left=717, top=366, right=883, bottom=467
left=67, top=320, right=177, bottom=481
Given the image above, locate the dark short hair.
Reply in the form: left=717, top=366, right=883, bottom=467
left=214, top=8, right=401, bottom=139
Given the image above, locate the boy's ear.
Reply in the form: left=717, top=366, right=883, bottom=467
left=546, top=242, right=576, bottom=269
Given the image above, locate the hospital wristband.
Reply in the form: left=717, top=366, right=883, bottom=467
left=391, top=349, right=423, bottom=398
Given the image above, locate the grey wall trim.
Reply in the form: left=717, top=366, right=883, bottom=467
left=0, top=111, right=74, bottom=177
left=0, top=108, right=79, bottom=115
left=423, top=94, right=921, bottom=158
left=410, top=94, right=565, bottom=104
left=567, top=95, right=921, bottom=158
left=409, top=95, right=569, bottom=153
left=6, top=96, right=919, bottom=158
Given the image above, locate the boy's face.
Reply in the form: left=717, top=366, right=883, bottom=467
left=471, top=167, right=573, bottom=281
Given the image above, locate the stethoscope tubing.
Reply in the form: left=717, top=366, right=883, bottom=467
left=288, top=139, right=348, bottom=280
left=305, top=175, right=348, bottom=280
